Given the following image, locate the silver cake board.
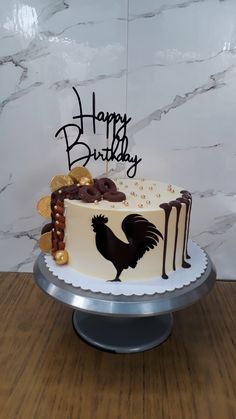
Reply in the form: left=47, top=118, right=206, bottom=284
left=33, top=253, right=216, bottom=353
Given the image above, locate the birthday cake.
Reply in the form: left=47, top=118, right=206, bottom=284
left=37, top=167, right=192, bottom=282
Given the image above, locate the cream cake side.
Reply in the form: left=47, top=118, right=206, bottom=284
left=61, top=179, right=192, bottom=281
left=37, top=171, right=192, bottom=282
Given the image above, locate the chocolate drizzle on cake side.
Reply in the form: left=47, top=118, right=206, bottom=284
left=159, top=190, right=192, bottom=279
left=169, top=200, right=182, bottom=271
left=159, top=203, right=172, bottom=279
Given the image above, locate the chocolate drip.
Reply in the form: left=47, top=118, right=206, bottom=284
left=159, top=203, right=172, bottom=279
left=177, top=197, right=191, bottom=269
left=169, top=201, right=182, bottom=271
left=181, top=190, right=192, bottom=259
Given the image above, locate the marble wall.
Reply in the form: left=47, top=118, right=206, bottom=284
left=0, top=0, right=236, bottom=278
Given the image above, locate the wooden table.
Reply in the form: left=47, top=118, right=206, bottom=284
left=0, top=273, right=235, bottom=419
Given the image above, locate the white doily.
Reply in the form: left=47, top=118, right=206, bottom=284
left=45, top=241, right=207, bottom=296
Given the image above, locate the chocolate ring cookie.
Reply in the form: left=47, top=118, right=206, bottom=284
left=103, top=191, right=126, bottom=202
left=79, top=185, right=102, bottom=203
left=95, top=178, right=117, bottom=194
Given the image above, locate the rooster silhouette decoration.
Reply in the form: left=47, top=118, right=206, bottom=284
left=92, top=214, right=163, bottom=281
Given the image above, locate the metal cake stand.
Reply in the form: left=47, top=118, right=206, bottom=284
left=33, top=253, right=216, bottom=353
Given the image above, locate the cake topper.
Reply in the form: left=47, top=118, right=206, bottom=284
left=55, top=87, right=142, bottom=178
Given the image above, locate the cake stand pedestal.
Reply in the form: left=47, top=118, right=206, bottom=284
left=33, top=253, right=216, bottom=353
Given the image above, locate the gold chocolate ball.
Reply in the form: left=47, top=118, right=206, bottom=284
left=68, top=166, right=92, bottom=183
left=54, top=249, right=69, bottom=265
left=79, top=176, right=93, bottom=186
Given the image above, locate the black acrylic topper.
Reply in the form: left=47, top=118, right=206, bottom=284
left=91, top=214, right=163, bottom=282
left=55, top=87, right=142, bottom=178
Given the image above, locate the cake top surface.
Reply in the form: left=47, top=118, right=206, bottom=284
left=64, top=179, right=183, bottom=212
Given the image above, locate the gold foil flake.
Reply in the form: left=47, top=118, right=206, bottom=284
left=138, top=203, right=143, bottom=208
left=50, top=175, right=74, bottom=192
left=38, top=232, right=52, bottom=253
left=141, top=194, right=146, bottom=199
left=146, top=200, right=151, bottom=205
left=36, top=196, right=51, bottom=219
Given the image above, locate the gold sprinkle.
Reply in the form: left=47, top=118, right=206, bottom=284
left=124, top=201, right=129, bottom=206
left=167, top=184, right=172, bottom=191
left=139, top=186, right=143, bottom=190
left=149, top=186, right=153, bottom=191
left=141, top=194, right=146, bottom=199
left=171, top=189, right=175, bottom=193
left=130, top=191, right=135, bottom=196
left=156, top=193, right=161, bottom=198
left=146, top=200, right=151, bottom=205
left=138, top=203, right=143, bottom=208
left=94, top=200, right=99, bottom=205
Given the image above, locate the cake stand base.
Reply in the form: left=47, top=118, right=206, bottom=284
left=72, top=311, right=173, bottom=353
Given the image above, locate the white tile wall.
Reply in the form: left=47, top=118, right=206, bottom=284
left=0, top=0, right=235, bottom=278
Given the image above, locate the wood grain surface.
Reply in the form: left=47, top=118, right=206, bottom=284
left=0, top=272, right=235, bottom=419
